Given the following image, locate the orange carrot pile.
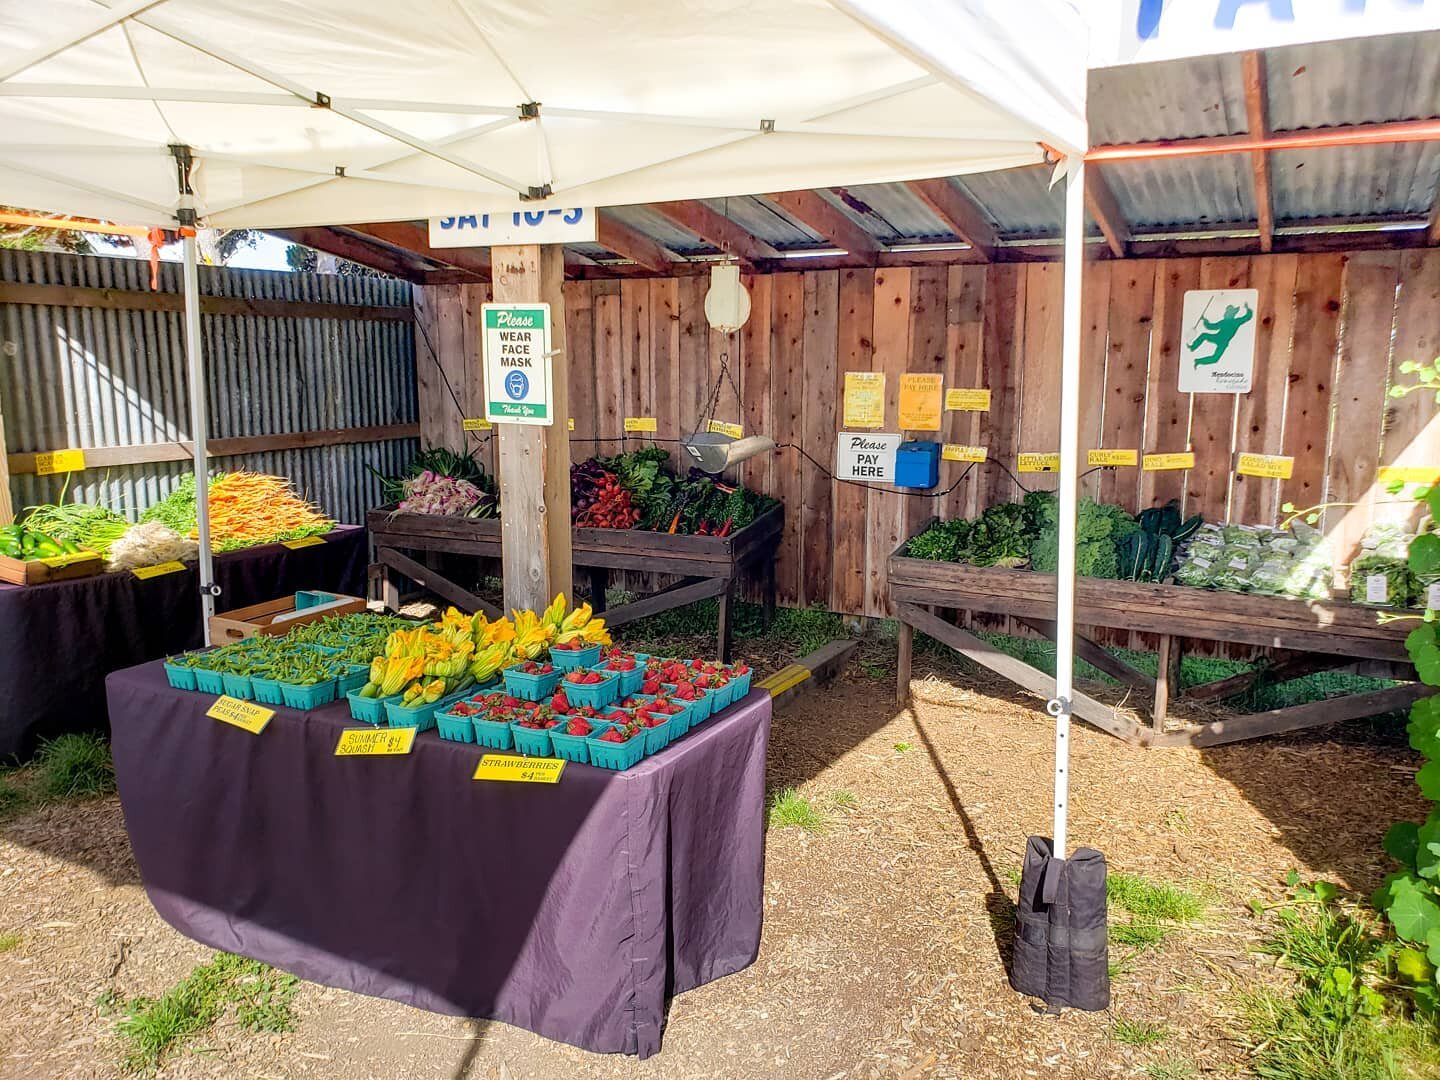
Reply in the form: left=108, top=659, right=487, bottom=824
left=202, top=471, right=334, bottom=551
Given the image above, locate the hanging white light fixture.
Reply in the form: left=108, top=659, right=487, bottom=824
left=703, top=263, right=751, bottom=334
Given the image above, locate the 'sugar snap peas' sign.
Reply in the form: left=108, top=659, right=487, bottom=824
left=481, top=303, right=553, bottom=426
left=835, top=432, right=901, bottom=482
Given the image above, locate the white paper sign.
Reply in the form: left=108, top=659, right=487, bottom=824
left=1367, top=574, right=1390, bottom=604
left=835, top=432, right=901, bottom=482
left=481, top=303, right=553, bottom=426
left=1428, top=582, right=1440, bottom=611
left=1179, top=289, right=1258, bottom=394
left=429, top=208, right=597, bottom=248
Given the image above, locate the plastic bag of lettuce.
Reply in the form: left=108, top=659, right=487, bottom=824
left=1350, top=524, right=1417, bottom=607
left=1174, top=519, right=1333, bottom=598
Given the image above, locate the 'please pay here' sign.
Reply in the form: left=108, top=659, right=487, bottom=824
left=836, top=432, right=901, bottom=482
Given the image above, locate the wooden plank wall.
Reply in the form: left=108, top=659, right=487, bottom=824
left=416, top=249, right=1440, bottom=622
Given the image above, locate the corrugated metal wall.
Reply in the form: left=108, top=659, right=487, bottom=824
left=0, top=251, right=418, bottom=523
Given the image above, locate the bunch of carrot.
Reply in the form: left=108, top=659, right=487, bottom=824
left=203, top=471, right=334, bottom=550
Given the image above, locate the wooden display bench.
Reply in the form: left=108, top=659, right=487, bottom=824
left=366, top=505, right=783, bottom=661
left=889, top=540, right=1422, bottom=748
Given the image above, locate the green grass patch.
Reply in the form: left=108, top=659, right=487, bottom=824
left=1112, top=1018, right=1169, bottom=1046
left=768, top=787, right=825, bottom=833
left=614, top=599, right=849, bottom=657
left=893, top=741, right=914, bottom=753
left=1111, top=921, right=1169, bottom=949
left=34, top=732, right=115, bottom=800
left=830, top=789, right=857, bottom=809
left=0, top=774, right=28, bottom=817
left=114, top=952, right=298, bottom=1072
left=1109, top=873, right=1205, bottom=923
left=0, top=933, right=20, bottom=953
left=1143, top=1060, right=1197, bottom=1080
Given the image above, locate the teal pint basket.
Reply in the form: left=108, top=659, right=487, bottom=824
left=598, top=658, right=645, bottom=696
left=192, top=666, right=225, bottom=695
left=728, top=669, right=753, bottom=699
left=279, top=678, right=338, bottom=711
left=336, top=664, right=369, bottom=697
left=502, top=665, right=561, bottom=701
left=511, top=719, right=561, bottom=757
left=558, top=668, right=620, bottom=709
left=586, top=727, right=646, bottom=771
left=471, top=715, right=515, bottom=750
left=163, top=661, right=198, bottom=691
left=682, top=686, right=715, bottom=723
left=549, top=719, right=608, bottom=762
left=251, top=676, right=285, bottom=706
left=641, top=714, right=673, bottom=755
left=436, top=712, right=476, bottom=743
left=550, top=643, right=602, bottom=671
left=385, top=686, right=467, bottom=731
left=221, top=672, right=255, bottom=701
left=707, top=679, right=737, bottom=711
left=347, top=688, right=398, bottom=724
left=652, top=700, right=693, bottom=740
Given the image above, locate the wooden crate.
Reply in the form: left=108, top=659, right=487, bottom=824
left=209, top=592, right=369, bottom=643
left=0, top=551, right=106, bottom=586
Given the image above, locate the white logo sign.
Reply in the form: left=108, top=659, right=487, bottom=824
left=1179, top=289, right=1258, bottom=394
left=481, top=303, right=553, bottom=426
left=836, top=432, right=902, bottom=482
left=429, top=208, right=597, bottom=248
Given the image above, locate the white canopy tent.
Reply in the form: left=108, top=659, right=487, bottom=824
left=0, top=0, right=1089, bottom=853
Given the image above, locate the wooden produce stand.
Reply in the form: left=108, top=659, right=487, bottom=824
left=367, top=505, right=783, bottom=661
left=889, top=541, right=1421, bottom=748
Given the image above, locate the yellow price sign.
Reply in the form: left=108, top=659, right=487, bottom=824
left=757, top=663, right=810, bottom=698
left=1087, top=449, right=1138, bottom=467
left=206, top=695, right=274, bottom=735
left=942, top=444, right=987, bottom=463
left=132, top=560, right=187, bottom=580
left=897, top=373, right=943, bottom=430
left=843, top=371, right=885, bottom=428
left=1018, top=452, right=1060, bottom=473
left=33, top=448, right=86, bottom=475
left=1143, top=452, right=1195, bottom=471
left=462, top=417, right=492, bottom=431
left=473, top=754, right=566, bottom=784
left=707, top=419, right=744, bottom=439
left=567, top=417, right=576, bottom=431
left=945, top=388, right=991, bottom=412
left=281, top=536, right=326, bottom=549
left=37, top=551, right=95, bottom=568
left=623, top=416, right=657, bottom=433
left=1378, top=466, right=1440, bottom=485
left=1235, top=452, right=1294, bottom=480
left=335, top=727, right=417, bottom=756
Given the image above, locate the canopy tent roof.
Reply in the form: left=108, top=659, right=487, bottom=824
left=0, top=0, right=1086, bottom=230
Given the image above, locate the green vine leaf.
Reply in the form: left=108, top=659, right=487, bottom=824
left=1387, top=821, right=1422, bottom=868
left=1414, top=534, right=1440, bottom=577
left=1419, top=761, right=1440, bottom=802
left=1374, top=872, right=1440, bottom=944
left=1417, top=643, right=1440, bottom=687
left=1397, top=946, right=1433, bottom=984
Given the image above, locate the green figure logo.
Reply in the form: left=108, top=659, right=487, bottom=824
left=1187, top=300, right=1254, bottom=367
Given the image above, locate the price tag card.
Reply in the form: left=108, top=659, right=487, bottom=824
left=1378, top=466, right=1440, bottom=485
left=1087, top=449, right=1138, bottom=467
left=623, top=416, right=657, bottom=433
left=1143, top=452, right=1195, bottom=471
left=567, top=417, right=576, bottom=431
left=132, top=560, right=187, bottom=580
left=473, top=754, right=566, bottom=784
left=462, top=417, right=493, bottom=431
left=1236, top=452, right=1294, bottom=480
left=707, top=419, right=744, bottom=439
left=335, top=727, right=417, bottom=756
left=207, top=695, right=274, bottom=734
left=942, top=444, right=987, bottom=462
left=1429, top=582, right=1440, bottom=611
left=945, top=388, right=991, bottom=411
left=1366, top=574, right=1390, bottom=604
left=37, top=551, right=95, bottom=568
left=1018, top=452, right=1060, bottom=473
left=33, top=448, right=86, bottom=475
left=281, top=536, right=326, bottom=549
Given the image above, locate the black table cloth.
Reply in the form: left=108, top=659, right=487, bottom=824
left=0, top=526, right=366, bottom=758
left=106, top=662, right=770, bottom=1058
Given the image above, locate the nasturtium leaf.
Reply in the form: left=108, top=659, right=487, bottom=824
left=1409, top=625, right=1439, bottom=660
left=1418, top=643, right=1440, bottom=687
left=1361, top=985, right=1386, bottom=1016
left=1313, top=880, right=1340, bottom=903
left=1375, top=873, right=1440, bottom=944
left=1248, top=898, right=1265, bottom=917
left=1387, top=821, right=1422, bottom=868
left=1429, top=487, right=1440, bottom=527
left=1419, top=761, right=1440, bottom=802
left=1285, top=869, right=1301, bottom=888
left=1425, top=927, right=1440, bottom=968
left=1409, top=715, right=1440, bottom=759
left=1398, top=947, right=1431, bottom=984
left=1326, top=966, right=1354, bottom=996
left=1413, top=534, right=1440, bottom=577
left=1400, top=360, right=1420, bottom=375
left=1417, top=818, right=1440, bottom=878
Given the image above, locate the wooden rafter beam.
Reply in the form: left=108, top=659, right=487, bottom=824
left=1087, top=117, right=1440, bottom=163
left=906, top=178, right=997, bottom=261
left=348, top=221, right=491, bottom=280
left=1084, top=167, right=1130, bottom=258
left=1242, top=50, right=1274, bottom=253
left=648, top=200, right=779, bottom=270
left=267, top=226, right=429, bottom=282
left=595, top=211, right=681, bottom=273
left=764, top=189, right=881, bottom=265
left=1429, top=202, right=1440, bottom=247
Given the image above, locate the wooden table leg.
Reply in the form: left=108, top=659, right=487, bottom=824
left=718, top=578, right=737, bottom=663
left=587, top=567, right=609, bottom=613
left=762, top=560, right=777, bottom=628
left=1153, top=633, right=1175, bottom=731
left=897, top=617, right=913, bottom=705
left=381, top=557, right=401, bottom=614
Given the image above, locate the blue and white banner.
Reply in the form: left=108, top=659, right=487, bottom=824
left=429, top=208, right=596, bottom=248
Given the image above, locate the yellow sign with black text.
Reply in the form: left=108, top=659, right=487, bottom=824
left=1377, top=466, right=1440, bottom=485
left=707, top=419, right=744, bottom=439
left=1018, top=453, right=1060, bottom=473
left=623, top=416, right=657, bottom=434
left=282, top=536, right=326, bottom=549
left=33, top=448, right=86, bottom=475
left=945, top=388, right=991, bottom=412
left=462, top=417, right=492, bottom=431
left=942, top=444, right=987, bottom=463
left=473, top=754, right=566, bottom=783
left=897, top=373, right=943, bottom=430
left=1142, top=452, right=1195, bottom=471
left=1235, top=452, right=1294, bottom=480
left=335, top=727, right=417, bottom=756
left=206, top=696, right=274, bottom=735
left=1087, top=449, right=1138, bottom=467
left=37, top=551, right=95, bottom=568
left=843, top=372, right=886, bottom=428
left=132, top=560, right=187, bottom=580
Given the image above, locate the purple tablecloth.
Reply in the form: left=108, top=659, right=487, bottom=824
left=106, top=662, right=770, bottom=1058
left=0, top=526, right=366, bottom=759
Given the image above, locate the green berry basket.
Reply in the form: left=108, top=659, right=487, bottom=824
left=597, top=658, right=645, bottom=696
left=162, top=661, right=198, bottom=691
left=436, top=712, right=476, bottom=743
left=335, top=664, right=370, bottom=697
left=558, top=668, right=620, bottom=709
left=192, top=665, right=226, bottom=696
left=549, top=720, right=609, bottom=762
left=511, top=718, right=562, bottom=757
left=728, top=668, right=753, bottom=699
left=586, top=727, right=646, bottom=770
left=470, top=714, right=515, bottom=750
left=220, top=672, right=255, bottom=701
left=385, top=686, right=468, bottom=731
left=502, top=665, right=561, bottom=701
left=550, top=643, right=602, bottom=671
left=651, top=700, right=694, bottom=740
left=279, top=677, right=338, bottom=711
left=640, top=714, right=673, bottom=755
left=707, top=679, right=737, bottom=711
left=347, top=689, right=398, bottom=724
left=251, top=676, right=285, bottom=707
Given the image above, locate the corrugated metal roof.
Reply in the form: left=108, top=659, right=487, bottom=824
left=701, top=195, right=823, bottom=249
left=601, top=205, right=718, bottom=256
left=1103, top=156, right=1255, bottom=231
left=1089, top=52, right=1246, bottom=144
left=1271, top=142, right=1440, bottom=221
left=953, top=166, right=1063, bottom=238
left=820, top=183, right=957, bottom=243
left=1266, top=31, right=1440, bottom=130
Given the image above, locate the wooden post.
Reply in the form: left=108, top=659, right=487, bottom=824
left=587, top=567, right=609, bottom=614
left=490, top=245, right=573, bottom=612
left=718, top=578, right=737, bottom=662
left=897, top=618, right=913, bottom=705
left=0, top=374, right=13, bottom=524
left=1153, top=633, right=1175, bottom=731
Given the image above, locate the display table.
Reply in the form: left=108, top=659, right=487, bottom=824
left=106, top=662, right=770, bottom=1058
left=0, top=526, right=366, bottom=758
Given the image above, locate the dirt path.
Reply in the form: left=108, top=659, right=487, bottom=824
left=0, top=655, right=1421, bottom=1079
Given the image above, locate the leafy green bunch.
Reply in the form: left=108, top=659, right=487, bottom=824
left=1026, top=490, right=1140, bottom=579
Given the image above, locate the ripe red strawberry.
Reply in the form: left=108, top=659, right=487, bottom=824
left=641, top=678, right=662, bottom=695
left=598, top=724, right=638, bottom=744
left=551, top=690, right=570, bottom=711
left=639, top=712, right=666, bottom=728
left=672, top=681, right=697, bottom=700
left=565, top=718, right=593, bottom=736
left=502, top=695, right=520, bottom=707
left=585, top=671, right=604, bottom=684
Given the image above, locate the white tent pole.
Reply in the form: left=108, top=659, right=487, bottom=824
left=177, top=186, right=217, bottom=640
left=1052, top=155, right=1086, bottom=858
